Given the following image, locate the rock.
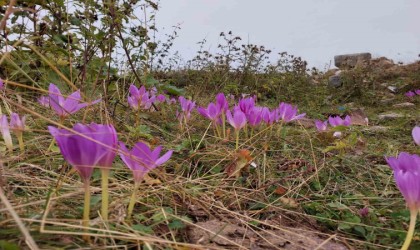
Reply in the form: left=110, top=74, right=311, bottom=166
left=328, top=71, right=343, bottom=87
left=378, top=113, right=406, bottom=120
left=334, top=53, right=372, bottom=69
left=328, top=75, right=342, bottom=87
left=392, top=102, right=415, bottom=108
left=387, top=86, right=398, bottom=93
left=380, top=98, right=395, bottom=104
left=364, top=126, right=388, bottom=132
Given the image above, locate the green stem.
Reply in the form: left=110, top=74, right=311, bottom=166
left=214, top=123, right=221, bottom=138
left=17, top=132, right=24, bottom=152
left=82, top=180, right=91, bottom=243
left=127, top=182, right=140, bottom=219
left=101, top=168, right=110, bottom=222
left=401, top=209, right=417, bottom=250
left=222, top=112, right=226, bottom=138
left=235, top=130, right=239, bottom=150
left=135, top=110, right=140, bottom=127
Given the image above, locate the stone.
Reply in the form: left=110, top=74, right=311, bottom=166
left=328, top=75, right=342, bottom=87
left=387, top=86, right=398, bottom=93
left=334, top=53, right=372, bottom=69
left=364, top=126, right=388, bottom=132
left=378, top=113, right=406, bottom=120
left=392, top=102, right=415, bottom=108
left=328, top=70, right=343, bottom=87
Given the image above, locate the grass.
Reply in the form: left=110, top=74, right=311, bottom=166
left=1, top=40, right=420, bottom=250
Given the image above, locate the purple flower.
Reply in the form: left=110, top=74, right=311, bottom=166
left=328, top=115, right=351, bottom=127
left=48, top=123, right=116, bottom=181
left=359, top=207, right=369, bottom=218
left=38, top=96, right=50, bottom=107
left=49, top=83, right=101, bottom=119
left=9, top=113, right=25, bottom=132
left=405, top=91, right=416, bottom=98
left=386, top=152, right=420, bottom=210
left=216, top=93, right=229, bottom=112
left=197, top=102, right=221, bottom=124
left=226, top=109, right=247, bottom=130
left=415, top=89, right=420, bottom=95
left=167, top=98, right=177, bottom=105
left=0, top=115, right=13, bottom=151
left=247, top=107, right=263, bottom=127
left=119, top=141, right=173, bottom=183
left=177, top=96, right=196, bottom=123
left=238, top=97, right=255, bottom=115
left=315, top=120, right=328, bottom=132
left=0, top=79, right=4, bottom=90
left=127, top=85, right=155, bottom=110
left=277, top=102, right=306, bottom=122
left=261, top=107, right=276, bottom=125
left=413, top=126, right=420, bottom=146
left=156, top=94, right=166, bottom=103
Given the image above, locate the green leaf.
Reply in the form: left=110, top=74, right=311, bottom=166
left=0, top=240, right=20, bottom=250
left=168, top=219, right=185, bottom=230
left=70, top=17, right=82, bottom=26
left=162, top=84, right=184, bottom=96
left=132, top=224, right=154, bottom=234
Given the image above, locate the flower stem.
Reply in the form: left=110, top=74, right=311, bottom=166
left=235, top=130, right=239, bottom=150
left=127, top=182, right=140, bottom=219
left=101, top=168, right=110, bottom=222
left=16, top=132, right=24, bottom=152
left=82, top=180, right=91, bottom=243
left=401, top=209, right=417, bottom=250
left=222, top=112, right=226, bottom=138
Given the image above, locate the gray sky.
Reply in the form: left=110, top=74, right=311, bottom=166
left=155, top=0, right=420, bottom=69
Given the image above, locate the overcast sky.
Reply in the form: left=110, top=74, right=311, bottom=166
left=155, top=0, right=420, bottom=69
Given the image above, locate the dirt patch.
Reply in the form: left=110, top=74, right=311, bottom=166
left=187, top=219, right=348, bottom=249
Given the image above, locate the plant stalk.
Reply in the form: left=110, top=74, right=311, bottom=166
left=127, top=182, right=140, bottom=219
left=16, top=131, right=24, bottom=152
left=82, top=180, right=91, bottom=243
left=401, top=209, right=417, bottom=250
left=101, top=168, right=110, bottom=221
left=235, top=130, right=239, bottom=149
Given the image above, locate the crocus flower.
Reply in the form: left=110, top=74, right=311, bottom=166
left=9, top=113, right=25, bottom=151
left=413, top=126, right=420, bottom=146
left=277, top=102, right=306, bottom=122
left=216, top=93, right=229, bottom=112
left=49, top=83, right=101, bottom=119
left=156, top=94, right=166, bottom=103
left=38, top=96, right=50, bottom=107
left=119, top=141, right=173, bottom=219
left=127, top=84, right=155, bottom=110
left=261, top=107, right=277, bottom=125
left=0, top=115, right=13, bottom=152
left=226, top=109, right=247, bottom=149
left=119, top=141, right=173, bottom=183
left=405, top=91, right=416, bottom=98
left=328, top=115, right=351, bottom=127
left=197, top=102, right=222, bottom=124
left=238, top=97, right=255, bottom=115
left=247, top=107, right=263, bottom=127
left=315, top=120, right=328, bottom=132
left=386, top=152, right=420, bottom=249
left=0, top=79, right=4, bottom=90
left=48, top=123, right=114, bottom=235
left=9, top=113, right=25, bottom=132
left=226, top=109, right=247, bottom=131
left=177, top=96, right=196, bottom=124
left=415, top=89, right=420, bottom=96
left=48, top=123, right=110, bottom=181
